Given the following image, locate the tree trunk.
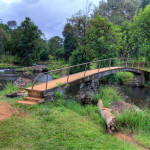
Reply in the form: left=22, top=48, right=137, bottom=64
left=97, top=99, right=116, bottom=133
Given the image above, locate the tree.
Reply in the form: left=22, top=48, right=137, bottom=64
left=62, top=23, right=77, bottom=61
left=119, top=21, right=133, bottom=57
left=7, top=20, right=17, bottom=29
left=0, top=24, right=10, bottom=56
left=132, top=5, right=150, bottom=62
left=39, top=39, right=49, bottom=61
left=140, top=0, right=150, bottom=9
left=69, top=14, right=120, bottom=73
left=10, top=17, right=43, bottom=66
left=95, top=0, right=141, bottom=25
left=48, top=36, right=63, bottom=56
left=85, top=15, right=119, bottom=60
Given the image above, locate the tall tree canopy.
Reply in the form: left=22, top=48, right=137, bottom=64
left=7, top=20, right=17, bottom=29
left=140, top=0, right=150, bottom=9
left=63, top=23, right=77, bottom=61
left=10, top=17, right=43, bottom=66
left=48, top=36, right=63, bottom=56
left=132, top=5, right=150, bottom=61
left=95, top=0, right=141, bottom=25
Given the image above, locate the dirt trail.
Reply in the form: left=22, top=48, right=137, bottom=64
left=0, top=103, right=18, bottom=121
left=114, top=132, right=148, bottom=150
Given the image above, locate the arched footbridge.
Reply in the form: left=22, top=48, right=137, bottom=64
left=18, top=58, right=150, bottom=105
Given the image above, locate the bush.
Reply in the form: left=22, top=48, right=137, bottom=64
left=54, top=92, right=63, bottom=99
left=99, top=72, right=134, bottom=84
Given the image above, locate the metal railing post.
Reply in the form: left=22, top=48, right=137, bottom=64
left=126, top=58, right=128, bottom=66
left=132, top=61, right=134, bottom=68
left=45, top=73, right=49, bottom=90
left=143, top=63, right=145, bottom=68
left=109, top=59, right=111, bottom=69
left=118, top=58, right=120, bottom=68
left=98, top=61, right=101, bottom=72
left=84, top=63, right=88, bottom=77
left=67, top=67, right=71, bottom=82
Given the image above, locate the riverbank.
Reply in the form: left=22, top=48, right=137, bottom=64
left=0, top=84, right=149, bottom=149
left=0, top=63, right=21, bottom=69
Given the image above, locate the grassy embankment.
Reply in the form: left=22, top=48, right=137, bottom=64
left=0, top=83, right=149, bottom=149
left=0, top=63, right=20, bottom=69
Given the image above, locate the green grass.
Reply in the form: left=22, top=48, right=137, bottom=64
left=99, top=72, right=134, bottom=85
left=50, top=72, right=61, bottom=79
left=15, top=66, right=49, bottom=73
left=115, top=72, right=134, bottom=83
left=0, top=84, right=149, bottom=149
left=0, top=100, right=138, bottom=150
left=0, top=63, right=20, bottom=69
left=93, top=85, right=124, bottom=107
left=0, top=82, right=19, bottom=97
left=116, top=108, right=150, bottom=148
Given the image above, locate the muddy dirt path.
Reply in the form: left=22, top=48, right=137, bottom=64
left=0, top=103, right=18, bottom=121
left=114, top=132, right=148, bottom=150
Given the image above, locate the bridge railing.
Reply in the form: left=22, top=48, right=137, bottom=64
left=31, top=58, right=148, bottom=90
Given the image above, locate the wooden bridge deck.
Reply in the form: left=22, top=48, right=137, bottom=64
left=27, top=67, right=121, bottom=92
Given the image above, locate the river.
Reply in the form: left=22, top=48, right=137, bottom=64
left=0, top=69, right=150, bottom=108
left=0, top=69, right=52, bottom=85
left=121, top=85, right=150, bottom=108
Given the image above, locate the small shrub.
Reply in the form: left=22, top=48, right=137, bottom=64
left=92, top=93, right=101, bottom=103
left=54, top=92, right=63, bottom=99
left=56, top=82, right=63, bottom=87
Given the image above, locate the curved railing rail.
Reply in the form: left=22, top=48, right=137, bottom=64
left=32, top=58, right=149, bottom=90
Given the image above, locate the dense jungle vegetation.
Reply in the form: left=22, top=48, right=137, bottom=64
left=0, top=0, right=150, bottom=68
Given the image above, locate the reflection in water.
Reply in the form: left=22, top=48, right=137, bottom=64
left=65, top=84, right=150, bottom=108
left=0, top=69, right=53, bottom=85
left=121, top=85, right=150, bottom=108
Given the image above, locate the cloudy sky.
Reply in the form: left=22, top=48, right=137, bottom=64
left=0, top=0, right=100, bottom=40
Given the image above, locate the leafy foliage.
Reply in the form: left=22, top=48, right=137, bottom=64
left=48, top=36, right=63, bottom=57
left=131, top=5, right=150, bottom=62
left=10, top=17, right=43, bottom=66
left=0, top=2, right=150, bottom=68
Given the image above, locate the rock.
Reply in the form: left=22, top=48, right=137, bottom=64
left=111, top=101, right=141, bottom=115
left=5, top=91, right=28, bottom=98
left=0, top=83, right=3, bottom=91
left=14, top=77, right=32, bottom=88
left=4, top=69, right=15, bottom=73
left=76, top=87, right=96, bottom=105
left=76, top=80, right=100, bottom=105
left=5, top=92, right=18, bottom=97
left=21, top=72, right=32, bottom=79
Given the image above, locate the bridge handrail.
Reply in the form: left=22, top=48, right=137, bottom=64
left=31, top=58, right=149, bottom=90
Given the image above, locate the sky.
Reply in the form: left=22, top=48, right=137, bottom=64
left=0, top=0, right=100, bottom=40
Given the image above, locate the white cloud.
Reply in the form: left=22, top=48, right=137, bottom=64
left=1, top=0, right=21, bottom=3
left=0, top=0, right=100, bottom=39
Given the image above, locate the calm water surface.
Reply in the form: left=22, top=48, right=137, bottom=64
left=64, top=84, right=150, bottom=108
left=120, top=85, right=150, bottom=108
left=0, top=69, right=52, bottom=85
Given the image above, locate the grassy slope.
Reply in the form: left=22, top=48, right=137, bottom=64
left=0, top=84, right=149, bottom=149
left=0, top=102, right=137, bottom=150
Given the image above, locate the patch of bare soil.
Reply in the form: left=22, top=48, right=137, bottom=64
left=0, top=103, right=18, bottom=121
left=113, top=132, right=147, bottom=150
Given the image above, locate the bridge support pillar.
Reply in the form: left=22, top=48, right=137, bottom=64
left=80, top=79, right=99, bottom=91
left=77, top=79, right=100, bottom=104
left=132, top=73, right=145, bottom=87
